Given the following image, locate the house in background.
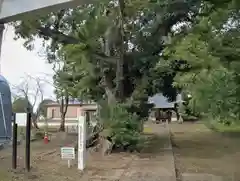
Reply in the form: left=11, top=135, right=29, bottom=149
left=148, top=93, right=182, bottom=109
left=148, top=93, right=182, bottom=122
left=45, top=100, right=98, bottom=123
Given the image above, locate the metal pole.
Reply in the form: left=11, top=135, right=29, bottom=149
left=0, top=23, right=4, bottom=73
left=25, top=112, right=31, bottom=171
left=12, top=123, right=18, bottom=169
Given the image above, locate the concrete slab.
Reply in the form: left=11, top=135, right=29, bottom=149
left=90, top=169, right=125, bottom=180
left=182, top=173, right=223, bottom=181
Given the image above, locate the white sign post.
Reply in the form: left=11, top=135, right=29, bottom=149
left=61, top=147, right=75, bottom=168
left=78, top=112, right=87, bottom=170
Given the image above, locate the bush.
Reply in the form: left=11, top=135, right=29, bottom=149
left=99, top=102, right=142, bottom=151
left=34, top=131, right=45, bottom=140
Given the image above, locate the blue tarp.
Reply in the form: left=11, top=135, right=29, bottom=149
left=0, top=75, right=12, bottom=139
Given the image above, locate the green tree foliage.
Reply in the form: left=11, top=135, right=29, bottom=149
left=99, top=102, right=142, bottom=150
left=12, top=97, right=54, bottom=117
left=12, top=97, right=32, bottom=113
left=157, top=0, right=240, bottom=124
left=53, top=64, right=71, bottom=131
left=13, top=0, right=202, bottom=102
left=12, top=0, right=222, bottom=144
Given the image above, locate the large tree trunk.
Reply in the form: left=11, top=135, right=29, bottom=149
left=59, top=93, right=69, bottom=132
left=115, top=0, right=125, bottom=101
left=105, top=87, right=116, bottom=105
left=102, top=73, right=116, bottom=105
left=32, top=118, right=40, bottom=129
left=59, top=114, right=66, bottom=132
left=31, top=111, right=40, bottom=129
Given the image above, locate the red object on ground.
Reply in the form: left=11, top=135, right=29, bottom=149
left=44, top=133, right=49, bottom=144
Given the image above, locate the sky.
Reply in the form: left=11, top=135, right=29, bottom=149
left=1, top=25, right=55, bottom=107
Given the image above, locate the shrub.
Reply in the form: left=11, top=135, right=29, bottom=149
left=31, top=130, right=45, bottom=141
left=99, top=102, right=142, bottom=151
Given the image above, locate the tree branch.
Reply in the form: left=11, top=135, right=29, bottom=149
left=38, top=26, right=79, bottom=45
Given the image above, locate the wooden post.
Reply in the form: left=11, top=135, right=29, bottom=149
left=12, top=123, right=18, bottom=169
left=25, top=112, right=31, bottom=171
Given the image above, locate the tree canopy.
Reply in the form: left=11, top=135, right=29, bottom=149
left=159, top=0, right=240, bottom=123
left=12, top=97, right=32, bottom=113
left=12, top=97, right=54, bottom=116
left=11, top=0, right=240, bottom=145
left=13, top=0, right=201, bottom=105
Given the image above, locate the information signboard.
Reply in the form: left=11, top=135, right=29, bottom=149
left=61, top=147, right=75, bottom=160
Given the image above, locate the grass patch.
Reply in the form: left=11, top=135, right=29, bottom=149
left=204, top=120, right=240, bottom=137
left=17, top=126, right=58, bottom=134
left=143, top=126, right=153, bottom=134
left=170, top=122, right=240, bottom=180
left=16, top=126, right=58, bottom=141
left=0, top=169, right=11, bottom=181
left=210, top=123, right=240, bottom=132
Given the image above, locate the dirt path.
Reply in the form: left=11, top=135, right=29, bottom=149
left=119, top=123, right=176, bottom=181
left=0, top=124, right=177, bottom=181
